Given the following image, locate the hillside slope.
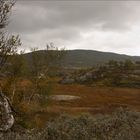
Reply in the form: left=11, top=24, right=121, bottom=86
left=23, top=49, right=140, bottom=68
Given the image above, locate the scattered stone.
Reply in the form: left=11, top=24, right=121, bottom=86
left=60, top=77, right=75, bottom=84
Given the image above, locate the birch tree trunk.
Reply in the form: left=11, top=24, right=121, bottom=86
left=0, top=89, right=14, bottom=131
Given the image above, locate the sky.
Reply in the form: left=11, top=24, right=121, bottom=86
left=7, top=0, right=140, bottom=56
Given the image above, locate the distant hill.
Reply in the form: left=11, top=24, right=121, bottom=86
left=23, top=49, right=140, bottom=68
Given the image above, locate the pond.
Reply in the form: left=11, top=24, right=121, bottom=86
left=49, top=95, right=80, bottom=101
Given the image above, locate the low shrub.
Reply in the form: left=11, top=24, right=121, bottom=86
left=0, top=108, right=140, bottom=140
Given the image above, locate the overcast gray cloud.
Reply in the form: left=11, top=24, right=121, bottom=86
left=7, top=1, right=140, bottom=55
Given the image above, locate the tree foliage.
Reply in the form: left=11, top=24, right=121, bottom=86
left=0, top=0, right=21, bottom=72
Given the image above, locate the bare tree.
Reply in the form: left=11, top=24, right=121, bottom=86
left=0, top=0, right=21, bottom=131
left=27, top=44, right=65, bottom=104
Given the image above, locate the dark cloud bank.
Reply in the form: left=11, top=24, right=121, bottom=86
left=7, top=0, right=140, bottom=55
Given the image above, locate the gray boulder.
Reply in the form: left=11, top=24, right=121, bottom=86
left=60, top=78, right=75, bottom=84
